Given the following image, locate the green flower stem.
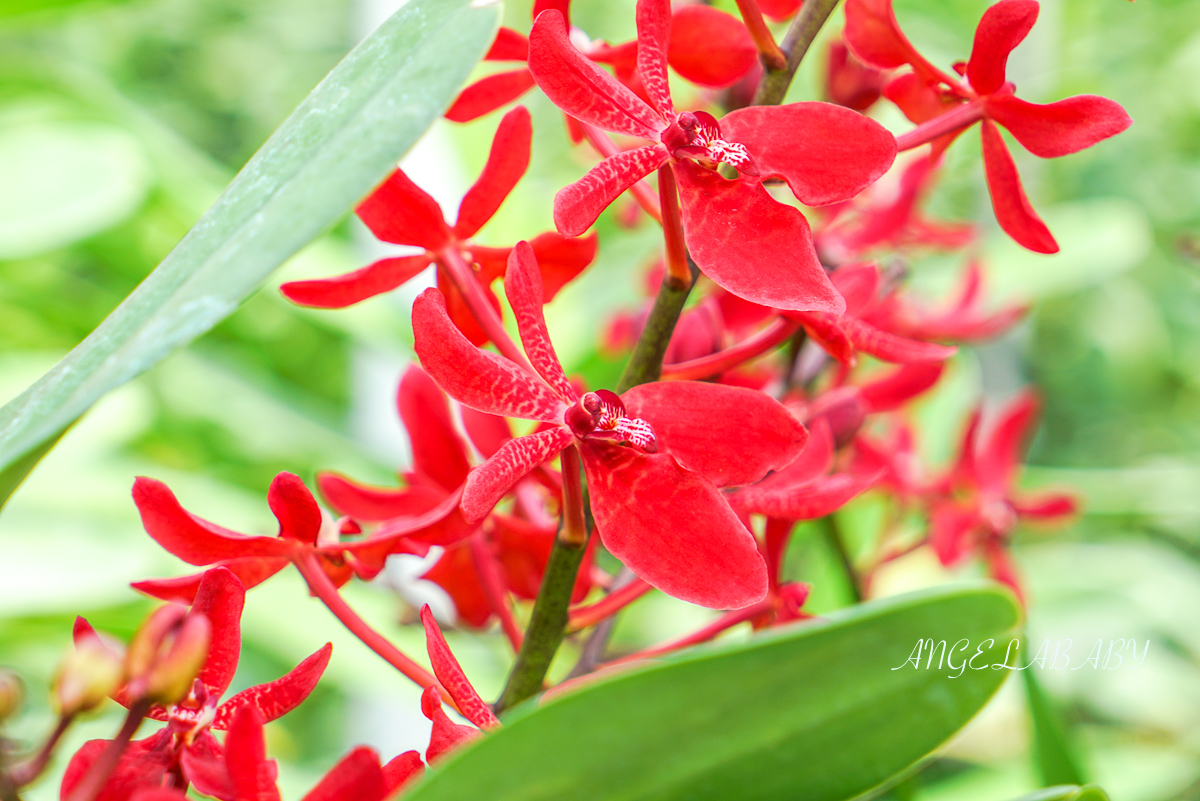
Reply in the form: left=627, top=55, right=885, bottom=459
left=617, top=262, right=699, bottom=392
left=751, top=0, right=843, bottom=106
left=820, top=515, right=863, bottom=604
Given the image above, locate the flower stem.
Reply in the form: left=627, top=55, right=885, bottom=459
left=469, top=531, right=523, bottom=652
left=437, top=246, right=532, bottom=372
left=820, top=514, right=863, bottom=603
left=735, top=0, right=789, bottom=71
left=8, top=714, right=73, bottom=788
left=605, top=600, right=773, bottom=667
left=567, top=576, right=653, bottom=632
left=661, top=317, right=802, bottom=380
left=752, top=0, right=842, bottom=106
left=617, top=262, right=698, bottom=392
left=64, top=700, right=150, bottom=801
left=894, top=101, right=986, bottom=151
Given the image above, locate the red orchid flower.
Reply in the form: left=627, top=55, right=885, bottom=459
left=844, top=0, right=1131, bottom=253
left=801, top=361, right=948, bottom=447
left=928, top=391, right=1078, bottom=600
left=280, top=106, right=596, bottom=347
left=528, top=0, right=897, bottom=312
left=415, top=241, right=808, bottom=608
left=417, top=605, right=500, bottom=763
left=62, top=568, right=331, bottom=801
left=130, top=470, right=461, bottom=604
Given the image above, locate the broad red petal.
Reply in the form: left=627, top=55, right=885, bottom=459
left=976, top=390, right=1039, bottom=495
left=355, top=170, right=450, bottom=251
left=399, top=365, right=473, bottom=492
left=843, top=0, right=945, bottom=81
left=462, top=428, right=574, bottom=521
left=454, top=106, right=533, bottom=239
left=720, top=103, right=897, bottom=206
left=668, top=6, right=756, bottom=88
left=985, top=92, right=1132, bottom=158
left=132, top=559, right=287, bottom=603
left=980, top=120, right=1058, bottom=254
left=446, top=69, right=538, bottom=124
left=224, top=707, right=281, bottom=801
left=133, top=477, right=294, bottom=564
left=757, top=0, right=802, bottom=20
left=420, top=606, right=500, bottom=730
left=636, top=0, right=675, bottom=117
left=268, top=472, right=323, bottom=544
left=61, top=734, right=173, bottom=801
left=527, top=231, right=597, bottom=300
left=554, top=145, right=670, bottom=236
left=622, top=381, right=807, bottom=487
left=504, top=241, right=576, bottom=400
left=581, top=443, right=767, bottom=609
left=280, top=254, right=433, bottom=308
left=301, top=748, right=389, bottom=801
left=528, top=10, right=664, bottom=139
left=190, top=567, right=245, bottom=699
left=673, top=161, right=844, bottom=314
left=382, top=751, right=425, bottom=794
left=213, top=643, right=331, bottom=728
left=966, top=0, right=1038, bottom=96
left=412, top=288, right=569, bottom=423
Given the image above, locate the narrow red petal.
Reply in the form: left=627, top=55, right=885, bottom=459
left=929, top=502, right=981, bottom=565
left=454, top=107, right=533, bottom=239
left=412, top=288, right=568, bottom=423
left=190, top=567, right=245, bottom=699
left=280, top=254, right=432, bottom=308
left=504, top=241, right=576, bottom=400
left=635, top=0, right=674, bottom=116
left=790, top=311, right=858, bottom=364
left=985, top=92, right=1132, bottom=158
left=382, top=751, right=425, bottom=794
left=980, top=120, right=1058, bottom=253
left=976, top=390, right=1039, bottom=495
left=719, top=103, right=897, bottom=206
left=527, top=231, right=597, bottom=300
left=859, top=362, right=946, bottom=412
left=132, top=559, right=287, bottom=604
left=301, top=748, right=388, bottom=801
left=673, top=161, right=844, bottom=314
left=843, top=0, right=940, bottom=78
left=224, top=707, right=281, bottom=801
left=554, top=145, right=670, bottom=236
left=421, top=686, right=482, bottom=763
left=268, top=472, right=323, bottom=544
left=436, top=266, right=500, bottom=348
left=355, top=170, right=451, bottom=251
left=581, top=444, right=768, bottom=609
left=841, top=317, right=958, bottom=363
left=528, top=10, right=664, bottom=139
left=733, top=473, right=875, bottom=520
left=485, top=27, right=529, bottom=61
left=399, top=365, right=473, bottom=492
left=622, top=381, right=807, bottom=487
left=420, top=606, right=500, bottom=730
left=460, top=407, right=513, bottom=458
left=318, top=473, right=448, bottom=521
left=422, top=544, right=492, bottom=628
left=462, top=428, right=574, bottom=521
left=966, top=0, right=1039, bottom=96
left=1012, top=492, right=1078, bottom=520
left=830, top=261, right=882, bottom=315
left=668, top=6, right=756, bottom=88
left=213, top=643, right=332, bottom=728
left=446, top=69, right=538, bottom=124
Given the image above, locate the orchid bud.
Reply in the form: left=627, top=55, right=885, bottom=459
left=53, top=636, right=123, bottom=716
left=0, top=668, right=24, bottom=721
left=125, top=604, right=212, bottom=706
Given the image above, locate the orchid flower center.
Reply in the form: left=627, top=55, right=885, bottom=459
left=166, top=678, right=218, bottom=744
left=661, top=111, right=759, bottom=176
left=565, top=390, right=658, bottom=453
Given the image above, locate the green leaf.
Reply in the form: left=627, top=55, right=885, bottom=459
left=1024, top=668, right=1087, bottom=786
left=1005, top=785, right=1110, bottom=801
left=406, top=584, right=1022, bottom=801
left=0, top=0, right=501, bottom=508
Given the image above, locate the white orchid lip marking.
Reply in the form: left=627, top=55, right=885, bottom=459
left=565, top=390, right=658, bottom=453
left=661, top=111, right=761, bottom=176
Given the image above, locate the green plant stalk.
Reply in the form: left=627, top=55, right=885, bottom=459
left=617, top=264, right=698, bottom=393
left=752, top=0, right=842, bottom=106
left=821, top=514, right=863, bottom=604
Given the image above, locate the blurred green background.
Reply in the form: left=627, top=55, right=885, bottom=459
left=0, top=0, right=1197, bottom=798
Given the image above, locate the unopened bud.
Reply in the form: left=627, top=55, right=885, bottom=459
left=53, top=637, right=123, bottom=716
left=0, top=668, right=24, bottom=720
left=125, top=605, right=212, bottom=706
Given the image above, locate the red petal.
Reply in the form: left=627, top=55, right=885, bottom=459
left=213, top=643, right=331, bottom=728
left=757, top=0, right=802, bottom=20
left=668, top=6, right=756, bottom=88
left=844, top=0, right=941, bottom=78
left=673, top=161, right=844, bottom=314
left=504, top=241, right=576, bottom=400
left=420, top=606, right=500, bottom=730
left=280, top=254, right=432, bottom=308
left=268, top=472, right=322, bottom=544
left=754, top=418, right=836, bottom=490
left=621, top=381, right=807, bottom=487
left=224, top=707, right=280, bottom=801
left=841, top=317, right=958, bottom=363
left=446, top=69, right=538, bottom=124
left=62, top=734, right=174, bottom=801
left=412, top=288, right=569, bottom=423
left=830, top=261, right=882, bottom=315
left=462, top=428, right=574, bottom=521
left=966, top=0, right=1038, bottom=96
left=133, top=478, right=294, bottom=564
left=733, top=473, right=875, bottom=520
left=554, top=145, right=670, bottom=236
left=636, top=0, right=675, bottom=116
left=422, top=543, right=492, bottom=627
left=399, top=365, right=473, bottom=492
left=454, top=107, right=533, bottom=239
left=492, top=513, right=592, bottom=601
left=976, top=390, right=1039, bottom=495
left=420, top=686, right=482, bottom=764
left=790, top=311, right=858, bottom=364
left=985, top=92, right=1132, bottom=158
left=382, top=751, right=425, bottom=794
left=132, top=559, right=287, bottom=603
left=318, top=473, right=448, bottom=521
left=1012, top=491, right=1077, bottom=520
left=581, top=444, right=767, bottom=609
left=460, top=407, right=513, bottom=458
left=527, top=231, right=598, bottom=300
left=301, top=748, right=388, bottom=801
left=929, top=502, right=981, bottom=565
left=485, top=27, right=529, bottom=61
left=980, top=120, right=1058, bottom=253
left=528, top=10, right=664, bottom=139
left=859, top=362, right=946, bottom=412
left=190, top=567, right=245, bottom=699
left=355, top=170, right=450, bottom=251
left=719, top=103, right=897, bottom=206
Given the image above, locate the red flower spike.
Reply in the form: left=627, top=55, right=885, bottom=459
left=529, top=0, right=897, bottom=312
left=420, top=606, right=500, bottom=730
left=667, top=6, right=757, bottom=88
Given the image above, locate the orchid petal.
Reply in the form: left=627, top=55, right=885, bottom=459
left=190, top=567, right=245, bottom=699
left=318, top=473, right=450, bottom=521
left=382, top=751, right=425, bottom=794
left=527, top=231, right=597, bottom=300
left=754, top=418, right=836, bottom=490
left=581, top=444, right=767, bottom=609
left=399, top=365, right=473, bottom=492
left=790, top=311, right=858, bottom=364
left=733, top=473, right=875, bottom=520
left=976, top=390, right=1039, bottom=494
left=985, top=92, right=1132, bottom=158
left=421, top=686, right=482, bottom=764
left=966, top=0, right=1038, bottom=96
left=668, top=6, right=756, bottom=88
left=859, top=362, right=946, bottom=412
left=413, top=288, right=568, bottom=423
left=268, top=472, right=323, bottom=544
left=673, top=161, right=844, bottom=314
left=554, top=145, right=670, bottom=236
left=454, top=107, right=533, bottom=240
left=757, top=0, right=802, bottom=20
left=213, top=643, right=331, bottom=728
left=62, top=734, right=173, bottom=801
left=841, top=317, right=958, bottom=363
left=300, top=748, right=389, bottom=801
left=528, top=10, right=664, bottom=139
left=484, top=27, right=529, bottom=61
left=1012, top=491, right=1077, bottom=520
left=420, top=605, right=500, bottom=730
left=225, top=707, right=281, bottom=801
left=462, top=428, right=574, bottom=521
left=929, top=502, right=981, bottom=566
left=843, top=0, right=947, bottom=82
left=460, top=407, right=513, bottom=458
left=635, top=0, right=674, bottom=117
left=980, top=120, right=1058, bottom=253
left=280, top=254, right=432, bottom=308
left=423, top=543, right=492, bottom=627
left=355, top=170, right=450, bottom=251
left=830, top=261, right=882, bottom=315
left=132, top=559, right=287, bottom=604
left=446, top=69, right=538, bottom=124
left=178, top=742, right=233, bottom=801
left=621, top=381, right=807, bottom=487
left=504, top=241, right=576, bottom=400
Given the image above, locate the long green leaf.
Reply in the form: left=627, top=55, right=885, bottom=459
left=406, top=584, right=1022, bottom=801
left=0, top=0, right=500, bottom=508
left=1024, top=668, right=1087, bottom=785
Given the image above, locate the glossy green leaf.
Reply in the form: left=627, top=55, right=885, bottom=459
left=0, top=0, right=501, bottom=508
left=1024, top=668, right=1087, bottom=786
left=406, top=585, right=1022, bottom=801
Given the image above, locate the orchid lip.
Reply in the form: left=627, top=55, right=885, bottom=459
left=565, top=390, right=658, bottom=453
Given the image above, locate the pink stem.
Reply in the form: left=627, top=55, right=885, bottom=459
left=64, top=701, right=150, bottom=801
left=469, top=531, right=523, bottom=651
left=559, top=445, right=587, bottom=547
left=567, top=578, right=653, bottom=632
left=734, top=0, right=788, bottom=70
left=895, top=100, right=986, bottom=152
left=657, top=165, right=692, bottom=288
left=580, top=124, right=663, bottom=224
left=437, top=246, right=533, bottom=372
left=10, top=714, right=73, bottom=787
left=660, top=317, right=802, bottom=380
left=605, top=601, right=773, bottom=666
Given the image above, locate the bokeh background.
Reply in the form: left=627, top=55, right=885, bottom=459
left=1, top=0, right=1198, bottom=798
